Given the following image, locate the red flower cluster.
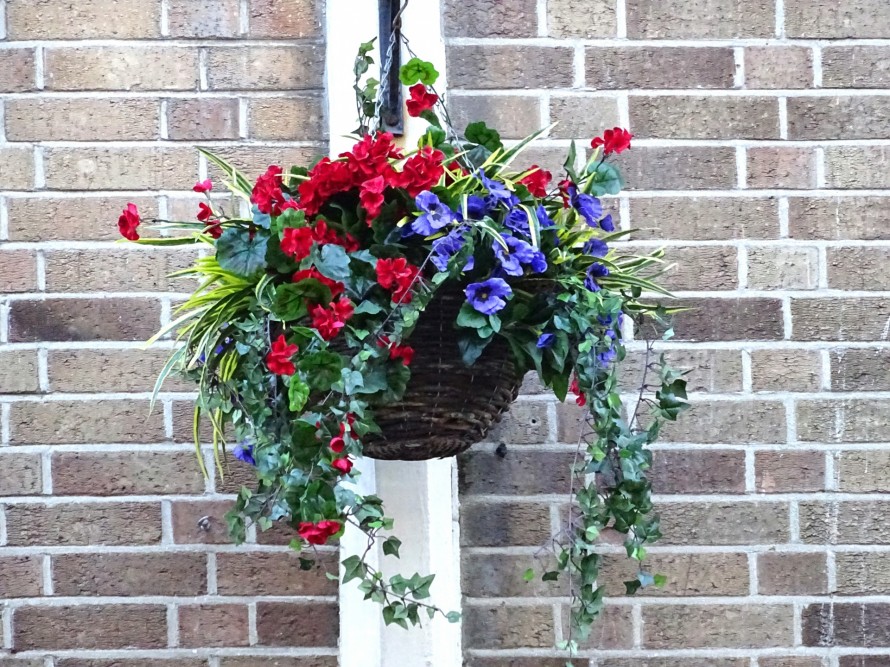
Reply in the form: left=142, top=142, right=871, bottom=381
left=310, top=298, right=354, bottom=340
left=293, top=267, right=345, bottom=299
left=266, top=334, right=299, bottom=376
left=378, top=336, right=415, bottom=366
left=118, top=203, right=141, bottom=241
left=281, top=220, right=359, bottom=261
left=359, top=175, right=386, bottom=221
left=519, top=165, right=552, bottom=198
left=376, top=257, right=420, bottom=304
left=332, top=457, right=353, bottom=475
left=391, top=146, right=445, bottom=198
left=297, top=520, right=341, bottom=545
left=591, top=128, right=633, bottom=156
left=406, top=83, right=438, bottom=117
left=570, top=377, right=587, bottom=407
left=252, top=165, right=284, bottom=215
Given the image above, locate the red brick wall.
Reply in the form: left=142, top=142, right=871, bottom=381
left=448, top=1, right=890, bottom=665
left=0, top=1, right=336, bottom=664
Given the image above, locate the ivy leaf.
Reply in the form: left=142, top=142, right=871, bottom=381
left=523, top=568, right=535, bottom=582
left=354, top=300, right=384, bottom=315
left=542, top=571, right=560, bottom=582
left=272, top=280, right=332, bottom=321
left=624, top=579, right=642, bottom=595
left=313, top=243, right=351, bottom=282
left=288, top=378, right=310, bottom=413
left=654, top=574, right=668, bottom=588
left=216, top=229, right=268, bottom=278
left=445, top=611, right=461, bottom=623
left=655, top=378, right=689, bottom=421
left=300, top=351, right=344, bottom=391
left=277, top=207, right=306, bottom=231
left=382, top=537, right=402, bottom=557
left=399, top=57, right=439, bottom=86
left=465, top=121, right=503, bottom=152
left=410, top=574, right=435, bottom=599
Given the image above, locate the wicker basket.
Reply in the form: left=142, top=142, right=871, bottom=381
left=363, top=287, right=525, bottom=460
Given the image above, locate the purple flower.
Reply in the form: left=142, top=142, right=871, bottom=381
left=599, top=213, right=615, bottom=232
left=412, top=190, right=457, bottom=236
left=537, top=333, right=556, bottom=349
left=585, top=263, right=609, bottom=292
left=584, top=238, right=609, bottom=257
left=233, top=442, right=255, bottom=466
left=597, top=348, right=618, bottom=366
left=493, top=235, right=548, bottom=276
left=536, top=205, right=555, bottom=229
left=431, top=228, right=474, bottom=272
left=465, top=194, right=491, bottom=220
left=572, top=192, right=602, bottom=228
left=478, top=171, right=514, bottom=206
left=465, top=278, right=512, bottom=315
left=505, top=208, right=531, bottom=236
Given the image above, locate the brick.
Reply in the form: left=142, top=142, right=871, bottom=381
left=747, top=247, right=819, bottom=290
left=629, top=197, right=780, bottom=240
left=49, top=348, right=189, bottom=393
left=449, top=95, right=542, bottom=141
left=219, top=660, right=336, bottom=667
left=837, top=551, right=890, bottom=595
left=0, top=556, right=43, bottom=598
left=9, top=298, right=160, bottom=344
left=758, top=552, right=828, bottom=594
left=445, top=0, right=537, bottom=37
left=759, top=660, right=824, bottom=667
left=826, top=147, right=890, bottom=189
left=248, top=96, right=326, bottom=141
left=7, top=0, right=160, bottom=38
left=6, top=99, right=159, bottom=142
left=171, top=499, right=234, bottom=544
left=585, top=47, right=736, bottom=89
left=661, top=398, right=786, bottom=444
left=6, top=503, right=161, bottom=547
left=643, top=604, right=793, bottom=648
left=169, top=0, right=240, bottom=37
left=461, top=553, right=562, bottom=598
left=789, top=97, right=890, bottom=140
left=668, top=298, right=785, bottom=342
left=463, top=605, right=555, bottom=649
left=658, top=501, right=789, bottom=545
left=167, top=98, right=240, bottom=141
left=631, top=96, right=778, bottom=140
left=619, top=349, right=743, bottom=394
left=566, top=606, right=634, bottom=650
left=179, top=604, right=249, bottom=648
left=249, top=0, right=321, bottom=37
left=803, top=602, right=890, bottom=646
left=459, top=450, right=571, bottom=495
left=8, top=196, right=159, bottom=242
left=0, top=660, right=44, bottom=667
left=752, top=350, right=822, bottom=393
left=57, top=661, right=206, bottom=667
left=828, top=247, right=890, bottom=290
left=756, top=449, right=825, bottom=493
left=44, top=147, right=198, bottom=190
left=53, top=451, right=204, bottom=495
left=215, top=449, right=258, bottom=494
left=45, top=47, right=198, bottom=91
left=460, top=500, right=552, bottom=547
left=840, top=659, right=890, bottom=667
left=789, top=196, right=890, bottom=240
left=549, top=96, right=620, bottom=140
left=0, top=49, right=37, bottom=93
left=548, top=0, right=615, bottom=37
left=207, top=46, right=323, bottom=90
left=747, top=147, right=817, bottom=189
left=44, top=248, right=198, bottom=293
left=601, top=661, right=748, bottom=667
left=206, top=145, right=324, bottom=180
left=0, top=250, right=37, bottom=293
left=799, top=501, right=890, bottom=544
left=650, top=449, right=745, bottom=494
left=835, top=450, right=890, bottom=492
left=832, top=348, right=890, bottom=391
left=799, top=399, right=890, bottom=443
left=619, top=147, right=737, bottom=190
left=0, top=453, right=42, bottom=496
left=467, top=660, right=569, bottom=667
left=217, top=552, right=338, bottom=596
left=13, top=604, right=167, bottom=650
left=0, top=350, right=39, bottom=394
left=448, top=45, right=575, bottom=89
left=256, top=602, right=338, bottom=647
left=823, top=46, right=890, bottom=88
left=0, top=147, right=36, bottom=190
left=487, top=401, right=551, bottom=445
left=627, top=0, right=774, bottom=38
left=786, top=0, right=890, bottom=38
left=53, top=552, right=206, bottom=596
left=792, top=298, right=890, bottom=341
left=652, top=246, right=738, bottom=291
left=598, top=552, right=749, bottom=597
left=745, top=46, right=813, bottom=89
left=9, top=399, right=167, bottom=445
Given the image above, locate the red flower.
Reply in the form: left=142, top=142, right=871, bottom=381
left=298, top=158, right=354, bottom=216
left=519, top=166, right=552, bottom=198
left=265, top=334, right=299, bottom=376
left=205, top=223, right=223, bottom=239
left=359, top=175, right=386, bottom=222
left=591, top=128, right=633, bottom=156
left=281, top=227, right=314, bottom=261
left=118, top=203, right=141, bottom=241
left=298, top=520, right=341, bottom=545
left=343, top=133, right=403, bottom=184
left=376, top=257, right=420, bottom=304
left=558, top=178, right=574, bottom=208
left=331, top=457, right=353, bottom=475
left=342, top=233, right=361, bottom=253
left=570, top=377, right=587, bottom=407
left=392, top=146, right=445, bottom=198
left=193, top=179, right=213, bottom=194
left=293, top=267, right=345, bottom=299
left=379, top=337, right=415, bottom=365
left=329, top=436, right=345, bottom=453
left=252, top=165, right=284, bottom=215
left=197, top=201, right=213, bottom=222
left=406, top=83, right=438, bottom=117
left=310, top=298, right=354, bottom=340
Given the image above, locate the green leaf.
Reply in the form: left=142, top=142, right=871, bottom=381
left=288, top=378, right=310, bottom=413
left=313, top=243, right=351, bottom=282
left=563, top=140, right=578, bottom=182
left=589, top=162, right=624, bottom=196
left=399, top=57, right=439, bottom=86
left=458, top=333, right=492, bottom=366
left=300, top=351, right=344, bottom=391
left=465, top=121, right=503, bottom=152
left=272, top=281, right=332, bottom=321
left=216, top=229, right=268, bottom=277
left=654, top=574, right=668, bottom=588
left=445, top=611, right=461, bottom=623
left=354, top=300, right=384, bottom=316
left=542, top=571, right=560, bottom=582
left=382, top=537, right=402, bottom=557
left=523, top=568, right=535, bottom=582
left=456, top=302, right=488, bottom=330
left=277, top=207, right=306, bottom=231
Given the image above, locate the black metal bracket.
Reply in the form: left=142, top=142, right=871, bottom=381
left=378, top=0, right=404, bottom=135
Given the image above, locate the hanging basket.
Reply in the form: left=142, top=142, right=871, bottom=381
left=363, top=287, right=525, bottom=460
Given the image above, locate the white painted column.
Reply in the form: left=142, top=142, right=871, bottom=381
left=329, top=2, right=462, bottom=666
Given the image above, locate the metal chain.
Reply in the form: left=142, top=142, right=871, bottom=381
left=370, top=0, right=410, bottom=133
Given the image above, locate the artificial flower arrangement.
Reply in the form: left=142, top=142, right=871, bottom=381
left=118, top=43, right=687, bottom=657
